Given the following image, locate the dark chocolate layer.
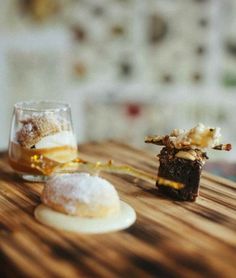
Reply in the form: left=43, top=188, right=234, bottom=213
left=157, top=147, right=206, bottom=201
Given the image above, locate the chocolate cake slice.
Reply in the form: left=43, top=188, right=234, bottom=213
left=157, top=147, right=207, bottom=201
left=145, top=123, right=232, bottom=201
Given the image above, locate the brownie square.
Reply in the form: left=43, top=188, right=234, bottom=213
left=157, top=147, right=205, bottom=201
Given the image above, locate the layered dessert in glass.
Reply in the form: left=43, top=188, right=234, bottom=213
left=9, top=101, right=78, bottom=181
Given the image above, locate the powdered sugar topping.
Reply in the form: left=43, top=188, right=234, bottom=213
left=43, top=173, right=120, bottom=214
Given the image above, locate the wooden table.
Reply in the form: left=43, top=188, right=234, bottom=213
left=0, top=141, right=236, bottom=277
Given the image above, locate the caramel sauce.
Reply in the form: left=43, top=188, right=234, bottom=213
left=9, top=142, right=78, bottom=175
left=158, top=177, right=184, bottom=190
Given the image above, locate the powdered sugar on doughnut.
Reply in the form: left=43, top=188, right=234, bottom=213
left=42, top=173, right=120, bottom=215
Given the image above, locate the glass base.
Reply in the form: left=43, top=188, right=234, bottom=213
left=21, top=174, right=49, bottom=182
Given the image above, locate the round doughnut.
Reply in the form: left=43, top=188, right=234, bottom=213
left=41, top=173, right=120, bottom=218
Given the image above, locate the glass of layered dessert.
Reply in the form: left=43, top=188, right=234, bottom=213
left=8, top=101, right=78, bottom=182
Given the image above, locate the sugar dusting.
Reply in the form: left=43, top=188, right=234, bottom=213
left=43, top=173, right=120, bottom=214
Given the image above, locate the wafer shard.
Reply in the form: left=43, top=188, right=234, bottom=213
left=145, top=135, right=168, bottom=146
left=212, top=144, right=232, bottom=151
left=145, top=135, right=232, bottom=151
left=31, top=153, right=184, bottom=189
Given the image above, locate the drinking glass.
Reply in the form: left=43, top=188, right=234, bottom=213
left=8, top=101, right=78, bottom=182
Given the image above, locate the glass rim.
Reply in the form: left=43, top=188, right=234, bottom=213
left=14, top=100, right=70, bottom=112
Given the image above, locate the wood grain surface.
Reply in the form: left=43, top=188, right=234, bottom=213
left=0, top=141, right=236, bottom=278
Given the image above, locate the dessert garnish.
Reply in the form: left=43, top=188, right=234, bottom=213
left=31, top=154, right=184, bottom=189
left=16, top=114, right=64, bottom=148
left=145, top=123, right=232, bottom=201
left=35, top=173, right=136, bottom=233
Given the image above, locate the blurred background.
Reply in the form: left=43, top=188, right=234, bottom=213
left=0, top=0, right=236, bottom=163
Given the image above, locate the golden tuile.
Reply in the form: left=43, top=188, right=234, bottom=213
left=31, top=154, right=184, bottom=189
